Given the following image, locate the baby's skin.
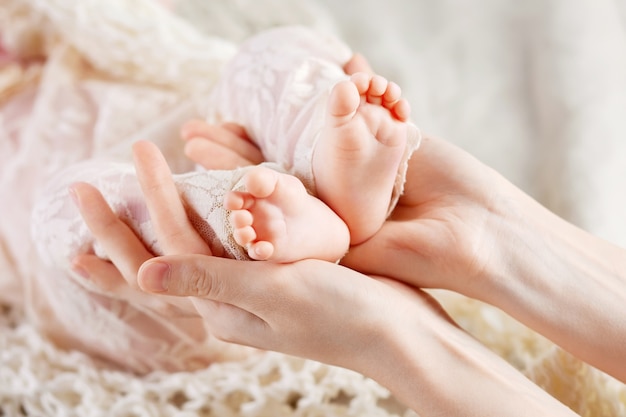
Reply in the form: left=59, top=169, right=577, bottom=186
left=224, top=72, right=413, bottom=262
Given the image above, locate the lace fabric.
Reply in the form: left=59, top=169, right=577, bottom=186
left=0, top=0, right=242, bottom=372
left=20, top=48, right=255, bottom=372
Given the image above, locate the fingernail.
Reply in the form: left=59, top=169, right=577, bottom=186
left=71, top=261, right=89, bottom=280
left=139, top=261, right=170, bottom=292
left=69, top=185, right=80, bottom=208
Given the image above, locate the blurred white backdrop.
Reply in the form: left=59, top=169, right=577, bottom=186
left=317, top=0, right=626, bottom=248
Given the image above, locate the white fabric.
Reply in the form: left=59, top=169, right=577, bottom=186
left=1, top=0, right=625, bottom=416
left=206, top=26, right=351, bottom=192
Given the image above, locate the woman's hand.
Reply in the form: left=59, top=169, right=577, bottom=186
left=71, top=140, right=213, bottom=312
left=344, top=134, right=626, bottom=383
left=342, top=134, right=515, bottom=296
left=172, top=113, right=626, bottom=384
left=138, top=256, right=425, bottom=371
left=134, top=252, right=577, bottom=417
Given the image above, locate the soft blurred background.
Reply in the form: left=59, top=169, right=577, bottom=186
left=322, top=0, right=626, bottom=250
left=1, top=1, right=625, bottom=416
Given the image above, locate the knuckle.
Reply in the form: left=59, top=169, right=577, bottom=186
left=155, top=302, right=196, bottom=319
left=152, top=300, right=179, bottom=317
left=185, top=266, right=218, bottom=298
left=211, top=325, right=239, bottom=344
left=204, top=308, right=242, bottom=345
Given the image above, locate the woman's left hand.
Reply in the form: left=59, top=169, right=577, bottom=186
left=138, top=252, right=440, bottom=372
left=71, top=140, right=212, bottom=311
left=71, top=140, right=439, bottom=372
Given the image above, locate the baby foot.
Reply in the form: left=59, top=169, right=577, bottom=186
left=224, top=166, right=350, bottom=263
left=312, top=72, right=415, bottom=245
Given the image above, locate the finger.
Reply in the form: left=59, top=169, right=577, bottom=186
left=132, top=140, right=211, bottom=255
left=70, top=182, right=151, bottom=288
left=72, top=254, right=129, bottom=292
left=184, top=138, right=256, bottom=169
left=138, top=255, right=290, bottom=307
left=180, top=120, right=263, bottom=165
left=191, top=298, right=269, bottom=348
left=73, top=253, right=198, bottom=317
left=220, top=122, right=250, bottom=140
left=215, top=122, right=264, bottom=164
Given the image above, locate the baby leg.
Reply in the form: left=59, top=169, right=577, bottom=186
left=224, top=166, right=350, bottom=263
left=178, top=53, right=372, bottom=172
left=312, top=72, right=418, bottom=245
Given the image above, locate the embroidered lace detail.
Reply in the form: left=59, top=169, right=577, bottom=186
left=206, top=26, right=352, bottom=191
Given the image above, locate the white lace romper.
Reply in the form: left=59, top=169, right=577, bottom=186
left=31, top=26, right=419, bottom=373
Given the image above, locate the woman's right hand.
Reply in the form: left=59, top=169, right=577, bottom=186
left=344, top=134, right=626, bottom=383
left=342, top=134, right=514, bottom=295
left=179, top=117, right=626, bottom=384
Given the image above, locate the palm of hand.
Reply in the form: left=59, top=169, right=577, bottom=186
left=342, top=136, right=509, bottom=293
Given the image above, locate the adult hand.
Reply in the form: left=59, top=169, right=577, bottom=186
left=71, top=140, right=213, bottom=313
left=173, top=103, right=626, bottom=384
left=342, top=134, right=514, bottom=296
left=134, top=252, right=577, bottom=417
left=344, top=134, right=626, bottom=383
left=138, top=256, right=427, bottom=371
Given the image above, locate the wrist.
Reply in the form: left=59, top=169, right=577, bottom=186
left=364, top=290, right=576, bottom=416
left=476, top=189, right=626, bottom=381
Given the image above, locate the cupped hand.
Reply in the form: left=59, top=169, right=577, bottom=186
left=342, top=134, right=521, bottom=297
left=71, top=138, right=455, bottom=375
left=136, top=253, right=450, bottom=375
left=71, top=140, right=213, bottom=313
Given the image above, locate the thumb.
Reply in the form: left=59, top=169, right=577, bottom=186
left=341, top=221, right=419, bottom=284
left=138, top=256, right=224, bottom=297
left=139, top=256, right=276, bottom=349
left=137, top=255, right=278, bottom=307
left=138, top=260, right=176, bottom=294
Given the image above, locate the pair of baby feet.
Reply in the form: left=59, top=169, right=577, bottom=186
left=184, top=72, right=414, bottom=263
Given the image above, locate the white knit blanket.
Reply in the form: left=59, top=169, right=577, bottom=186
left=1, top=1, right=625, bottom=415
